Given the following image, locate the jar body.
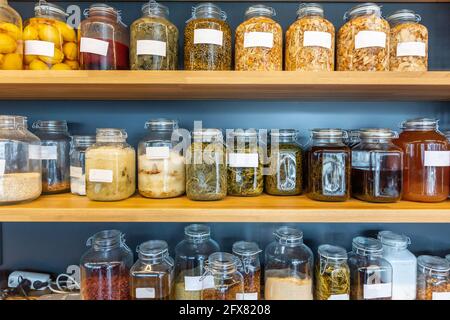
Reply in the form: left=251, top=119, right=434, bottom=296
left=202, top=272, right=244, bottom=300
left=236, top=262, right=261, bottom=300
left=315, top=260, right=350, bottom=300
left=417, top=267, right=449, bottom=300
left=382, top=247, right=417, bottom=300
left=130, top=259, right=174, bottom=300
left=0, top=2, right=23, bottom=70
left=70, top=140, right=94, bottom=196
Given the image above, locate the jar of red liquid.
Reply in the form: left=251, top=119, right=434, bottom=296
left=78, top=4, right=129, bottom=70
left=394, top=118, right=449, bottom=202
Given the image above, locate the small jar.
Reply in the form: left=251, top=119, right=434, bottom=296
left=235, top=5, right=282, bottom=71
left=70, top=135, right=95, bottom=196
left=0, top=0, right=23, bottom=70
left=232, top=241, right=262, bottom=300
left=80, top=230, right=133, bottom=300
left=337, top=3, right=389, bottom=71
left=78, top=4, right=129, bottom=70
left=138, top=119, right=185, bottom=199
left=184, top=3, right=231, bottom=70
left=351, top=129, right=403, bottom=203
left=85, top=128, right=136, bottom=201
left=130, top=240, right=174, bottom=300
left=387, top=10, right=428, bottom=71
left=416, top=255, right=449, bottom=300
left=285, top=3, right=335, bottom=71
left=33, top=120, right=71, bottom=194
left=130, top=0, right=178, bottom=70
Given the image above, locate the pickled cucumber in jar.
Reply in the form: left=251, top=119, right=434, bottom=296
left=0, top=0, right=23, bottom=70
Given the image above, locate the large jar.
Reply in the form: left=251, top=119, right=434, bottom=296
left=130, top=240, right=174, bottom=300
left=285, top=3, right=334, bottom=71
left=394, top=118, right=449, bottom=202
left=232, top=241, right=262, bottom=300
left=378, top=231, right=417, bottom=300
left=138, top=119, right=185, bottom=199
left=24, top=1, right=78, bottom=70
left=387, top=10, right=428, bottom=71
left=130, top=0, right=178, bottom=70
left=0, top=0, right=23, bottom=70
left=235, top=5, right=282, bottom=71
left=264, top=226, right=313, bottom=300
left=80, top=229, right=133, bottom=300
left=33, top=120, right=70, bottom=194
left=351, top=129, right=403, bottom=203
left=70, top=135, right=95, bottom=196
left=184, top=3, right=231, bottom=70
left=85, top=128, right=136, bottom=201
left=174, top=224, right=220, bottom=300
left=416, top=255, right=449, bottom=300
left=0, top=116, right=41, bottom=204
left=78, top=4, right=129, bottom=70
left=337, top=3, right=389, bottom=71
left=348, top=237, right=393, bottom=300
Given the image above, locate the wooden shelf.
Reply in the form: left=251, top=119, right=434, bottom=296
left=0, top=193, right=449, bottom=223
left=0, top=71, right=449, bottom=101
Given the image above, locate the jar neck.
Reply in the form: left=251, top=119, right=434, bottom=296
left=245, top=5, right=275, bottom=19
left=352, top=247, right=382, bottom=257
left=312, top=137, right=345, bottom=145
left=138, top=252, right=170, bottom=265
left=0, top=116, right=27, bottom=130
left=185, top=235, right=210, bottom=243
left=345, top=4, right=381, bottom=21
left=359, top=137, right=393, bottom=144
left=271, top=136, right=296, bottom=144
left=297, top=5, right=324, bottom=19
left=87, top=9, right=118, bottom=21
left=96, top=129, right=127, bottom=143
left=88, top=231, right=125, bottom=251
left=191, top=3, right=226, bottom=20
left=142, top=2, right=169, bottom=19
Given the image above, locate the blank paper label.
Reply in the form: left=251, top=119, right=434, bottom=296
left=89, top=169, right=113, bottom=183
left=364, top=283, right=392, bottom=299
left=0, top=159, right=5, bottom=175
left=424, top=151, right=450, bottom=167
left=328, top=294, right=350, bottom=300
left=80, top=37, right=109, bottom=56
left=355, top=31, right=386, bottom=49
left=28, top=145, right=41, bottom=160
left=184, top=276, right=215, bottom=291
left=137, top=40, right=166, bottom=57
left=25, top=40, right=55, bottom=57
left=40, top=146, right=57, bottom=160
left=135, top=287, right=156, bottom=299
left=236, top=292, right=258, bottom=300
left=244, top=32, right=273, bottom=48
left=228, top=153, right=259, bottom=168
left=194, top=29, right=223, bottom=46
left=146, top=146, right=170, bottom=159
left=397, top=42, right=426, bottom=57
left=303, top=31, right=332, bottom=49
left=432, top=292, right=450, bottom=300
left=70, top=166, right=83, bottom=178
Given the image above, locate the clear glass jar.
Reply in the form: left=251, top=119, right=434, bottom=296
left=138, top=119, right=185, bottom=199
left=306, top=129, right=350, bottom=201
left=232, top=241, right=262, bottom=300
left=0, top=0, right=23, bottom=70
left=70, top=135, right=95, bottom=196
left=85, top=128, right=136, bottom=201
left=174, top=224, right=220, bottom=300
left=24, top=0, right=78, bottom=70
left=337, top=3, right=389, bottom=71
left=184, top=3, right=231, bottom=70
left=387, top=10, right=428, bottom=71
left=0, top=116, right=41, bottom=204
left=378, top=230, right=417, bottom=300
left=264, top=226, right=313, bottom=300
left=351, top=129, right=403, bottom=203
left=80, top=229, right=133, bottom=300
left=315, top=244, right=350, bottom=300
left=33, top=120, right=71, bottom=194
left=285, top=3, right=334, bottom=71
left=394, top=118, right=449, bottom=202
left=78, top=4, right=129, bottom=70
left=130, top=0, right=178, bottom=70
left=235, top=5, right=282, bottom=71
left=416, top=255, right=449, bottom=300
left=130, top=240, right=174, bottom=300
left=348, top=236, right=393, bottom=300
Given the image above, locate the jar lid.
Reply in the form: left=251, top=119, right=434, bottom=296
left=377, top=231, right=411, bottom=249
left=344, top=3, right=381, bottom=22
left=87, top=229, right=124, bottom=248
left=386, top=9, right=421, bottom=24
left=35, top=0, right=67, bottom=17
left=96, top=128, right=127, bottom=140
left=0, top=115, right=27, bottom=128
left=417, top=255, right=450, bottom=272
left=145, top=118, right=179, bottom=131
left=142, top=0, right=169, bottom=17
left=72, top=135, right=96, bottom=146
left=208, top=252, right=241, bottom=272
left=245, top=4, right=276, bottom=18
left=137, top=240, right=169, bottom=257
left=85, top=3, right=119, bottom=16
left=274, top=226, right=303, bottom=245
left=32, top=120, right=68, bottom=131
left=352, top=236, right=383, bottom=255
left=359, top=128, right=397, bottom=139
left=185, top=224, right=211, bottom=240
left=401, top=118, right=438, bottom=130
left=269, top=129, right=298, bottom=138
left=191, top=2, right=227, bottom=21
left=232, top=241, right=262, bottom=257
left=297, top=3, right=324, bottom=18
left=311, top=128, right=346, bottom=139
left=318, top=244, right=348, bottom=260
left=228, top=129, right=258, bottom=139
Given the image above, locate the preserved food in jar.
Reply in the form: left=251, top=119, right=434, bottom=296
left=235, top=5, right=282, bottom=71
left=70, top=135, right=95, bottom=196
left=285, top=3, right=334, bottom=71
left=232, top=241, right=262, bottom=300
left=184, top=3, right=231, bottom=70
left=337, top=3, right=389, bottom=71
left=416, top=255, right=449, bottom=300
left=0, top=0, right=23, bottom=70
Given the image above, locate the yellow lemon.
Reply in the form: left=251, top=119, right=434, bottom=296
left=1, top=53, right=22, bottom=70
left=62, top=42, right=77, bottom=61
left=29, top=59, right=49, bottom=70
left=38, top=24, right=61, bottom=47
left=0, top=33, right=17, bottom=54
left=23, top=25, right=39, bottom=41
left=51, top=63, right=71, bottom=70
left=0, top=54, right=4, bottom=65
left=24, top=54, right=37, bottom=64
left=54, top=21, right=76, bottom=42
left=39, top=48, right=64, bottom=65
left=64, top=59, right=79, bottom=70
left=0, top=22, right=21, bottom=41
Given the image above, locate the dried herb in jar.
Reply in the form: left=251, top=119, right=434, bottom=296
left=81, top=262, right=130, bottom=300
left=202, top=281, right=243, bottom=300
left=315, top=260, right=350, bottom=300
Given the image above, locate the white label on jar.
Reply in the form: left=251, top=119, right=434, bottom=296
left=194, top=29, right=223, bottom=46
left=88, top=169, right=113, bottom=183
left=40, top=146, right=57, bottom=160
left=432, top=292, right=450, bottom=300
left=146, top=146, right=170, bottom=160
left=28, top=145, right=41, bottom=160
left=136, top=40, right=167, bottom=57
left=424, top=151, right=450, bottom=167
left=236, top=292, right=258, bottom=300
left=184, top=276, right=215, bottom=291
left=322, top=152, right=347, bottom=196
left=25, top=40, right=55, bottom=57
left=303, top=31, right=332, bottom=49
left=396, top=42, right=426, bottom=57
left=80, top=37, right=109, bottom=56
left=70, top=166, right=83, bottom=178
left=135, top=287, right=156, bottom=299
left=328, top=294, right=350, bottom=300
left=228, top=153, right=259, bottom=168
left=352, top=151, right=371, bottom=168
left=244, top=32, right=273, bottom=48
left=355, top=31, right=386, bottom=49
left=363, top=283, right=392, bottom=299
left=0, top=159, right=5, bottom=175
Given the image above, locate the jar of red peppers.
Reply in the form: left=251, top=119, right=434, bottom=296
left=78, top=4, right=129, bottom=70
left=80, top=229, right=133, bottom=300
left=232, top=241, right=262, bottom=300
left=416, top=255, right=449, bottom=300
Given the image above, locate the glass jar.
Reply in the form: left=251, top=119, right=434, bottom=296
left=174, top=224, right=220, bottom=300
left=264, top=226, right=313, bottom=300
left=33, top=120, right=71, bottom=194
left=416, top=255, right=449, bottom=300
left=378, top=230, right=417, bottom=300
left=186, top=129, right=227, bottom=201
left=337, top=3, right=389, bottom=71
left=315, top=244, right=350, bottom=300
left=285, top=3, right=334, bottom=71
left=306, top=129, right=350, bottom=201
left=232, top=241, right=262, bottom=300
left=24, top=0, right=78, bottom=70
left=235, top=5, right=282, bottom=71
left=138, top=119, right=185, bottom=199
left=0, top=0, right=23, bottom=70
left=130, top=240, right=174, bottom=300
left=184, top=3, right=231, bottom=70
left=351, top=129, right=403, bottom=203
left=265, top=129, right=302, bottom=196
left=348, top=236, right=393, bottom=300
left=85, top=128, right=136, bottom=201
left=80, top=229, right=133, bottom=300
left=0, top=116, right=41, bottom=204
left=387, top=10, right=428, bottom=71
left=70, top=135, right=95, bottom=196
left=394, top=118, right=449, bottom=202
left=78, top=4, right=129, bottom=70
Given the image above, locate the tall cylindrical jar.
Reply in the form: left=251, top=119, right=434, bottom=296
left=0, top=0, right=23, bottom=70
left=232, top=241, right=262, bottom=300
left=416, top=255, right=449, bottom=300
left=70, top=135, right=95, bottom=196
